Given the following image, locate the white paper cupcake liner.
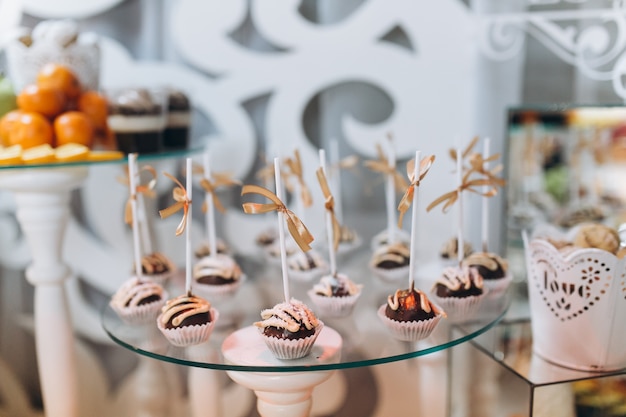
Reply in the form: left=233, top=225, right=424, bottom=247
left=430, top=290, right=487, bottom=323
left=110, top=291, right=168, bottom=326
left=307, top=290, right=361, bottom=318
left=157, top=308, right=219, bottom=347
left=193, top=275, right=246, bottom=300
left=377, top=304, right=444, bottom=342
left=370, top=264, right=410, bottom=283
left=482, top=273, right=513, bottom=299
left=259, top=321, right=324, bottom=360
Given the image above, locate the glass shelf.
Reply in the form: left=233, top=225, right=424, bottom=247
left=456, top=318, right=626, bottom=386
left=0, top=147, right=202, bottom=171
left=102, top=248, right=510, bottom=373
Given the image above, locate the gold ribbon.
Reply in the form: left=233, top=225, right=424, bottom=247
left=284, top=150, right=313, bottom=208
left=364, top=143, right=408, bottom=193
left=397, top=155, right=435, bottom=227
left=426, top=170, right=498, bottom=213
left=241, top=184, right=314, bottom=252
left=467, top=153, right=506, bottom=188
left=448, top=136, right=479, bottom=162
left=329, top=155, right=359, bottom=175
left=316, top=168, right=341, bottom=251
left=159, top=172, right=191, bottom=236
left=198, top=172, right=241, bottom=214
left=120, top=165, right=158, bottom=226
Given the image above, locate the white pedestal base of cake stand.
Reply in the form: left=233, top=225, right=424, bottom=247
left=222, top=326, right=342, bottom=417
left=0, top=167, right=88, bottom=417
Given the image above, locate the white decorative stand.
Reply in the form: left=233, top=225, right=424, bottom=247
left=222, top=326, right=342, bottom=417
left=0, top=166, right=88, bottom=417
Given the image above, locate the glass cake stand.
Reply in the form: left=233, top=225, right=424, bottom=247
left=102, top=246, right=510, bottom=417
left=0, top=148, right=199, bottom=417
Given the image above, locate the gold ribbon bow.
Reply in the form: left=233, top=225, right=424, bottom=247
left=467, top=153, right=506, bottom=188
left=241, top=184, right=314, bottom=252
left=364, top=143, right=408, bottom=193
left=159, top=173, right=191, bottom=236
left=426, top=171, right=498, bottom=213
left=448, top=136, right=479, bottom=163
left=330, top=155, right=359, bottom=174
left=284, top=150, right=313, bottom=208
left=397, top=155, right=435, bottom=227
left=198, top=172, right=241, bottom=214
left=120, top=165, right=158, bottom=226
left=316, top=168, right=341, bottom=251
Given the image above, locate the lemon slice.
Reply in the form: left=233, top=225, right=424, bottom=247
left=0, top=145, right=23, bottom=165
left=55, top=143, right=89, bottom=162
left=22, top=144, right=56, bottom=164
left=87, top=150, right=124, bottom=162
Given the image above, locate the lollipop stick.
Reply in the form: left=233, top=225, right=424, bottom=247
left=185, top=158, right=193, bottom=295
left=408, top=151, right=421, bottom=289
left=385, top=140, right=397, bottom=244
left=319, top=149, right=337, bottom=276
left=136, top=192, right=152, bottom=255
left=329, top=138, right=344, bottom=223
left=456, top=148, right=464, bottom=266
left=128, top=154, right=144, bottom=280
left=203, top=152, right=218, bottom=259
left=481, top=138, right=490, bottom=252
left=274, top=157, right=291, bottom=302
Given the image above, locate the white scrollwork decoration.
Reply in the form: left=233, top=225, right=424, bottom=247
left=479, top=1, right=626, bottom=98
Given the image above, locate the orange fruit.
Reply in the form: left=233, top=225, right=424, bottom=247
left=77, top=90, right=108, bottom=129
left=0, top=110, right=25, bottom=145
left=53, top=111, right=94, bottom=147
left=36, top=63, right=82, bottom=99
left=7, top=112, right=54, bottom=149
left=55, top=143, right=90, bottom=162
left=17, top=84, right=66, bottom=118
left=0, top=145, right=23, bottom=165
left=21, top=144, right=55, bottom=164
left=87, top=150, right=124, bottom=162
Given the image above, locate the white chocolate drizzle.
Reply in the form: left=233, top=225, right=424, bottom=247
left=288, top=251, right=325, bottom=271
left=111, top=277, right=163, bottom=308
left=462, top=252, right=508, bottom=273
left=159, top=294, right=211, bottom=327
left=434, top=266, right=484, bottom=292
left=440, top=238, right=473, bottom=259
left=138, top=252, right=172, bottom=275
left=193, top=254, right=241, bottom=282
left=313, top=273, right=362, bottom=297
left=371, top=242, right=410, bottom=266
left=255, top=298, right=319, bottom=332
left=386, top=286, right=444, bottom=316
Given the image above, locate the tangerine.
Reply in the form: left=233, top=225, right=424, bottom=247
left=54, top=111, right=94, bottom=147
left=77, top=90, right=108, bottom=130
left=17, top=85, right=66, bottom=118
left=0, top=110, right=25, bottom=146
left=7, top=112, right=54, bottom=149
left=37, top=63, right=82, bottom=99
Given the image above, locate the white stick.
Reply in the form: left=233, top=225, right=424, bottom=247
left=128, top=154, right=143, bottom=280
left=481, top=138, right=490, bottom=253
left=408, top=151, right=420, bottom=290
left=456, top=148, right=464, bottom=266
left=186, top=158, right=193, bottom=295
left=136, top=192, right=152, bottom=255
left=319, top=149, right=337, bottom=277
left=203, top=152, right=218, bottom=259
left=274, top=157, right=291, bottom=302
left=329, top=138, right=344, bottom=223
left=385, top=140, right=397, bottom=244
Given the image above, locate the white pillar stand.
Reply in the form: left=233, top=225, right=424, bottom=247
left=0, top=167, right=88, bottom=417
left=222, top=326, right=342, bottom=417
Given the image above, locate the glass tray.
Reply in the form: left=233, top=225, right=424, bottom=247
left=102, top=248, right=510, bottom=372
left=0, top=147, right=202, bottom=171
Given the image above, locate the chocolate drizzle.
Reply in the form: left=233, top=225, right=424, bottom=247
left=255, top=299, right=319, bottom=335
left=159, top=294, right=211, bottom=328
